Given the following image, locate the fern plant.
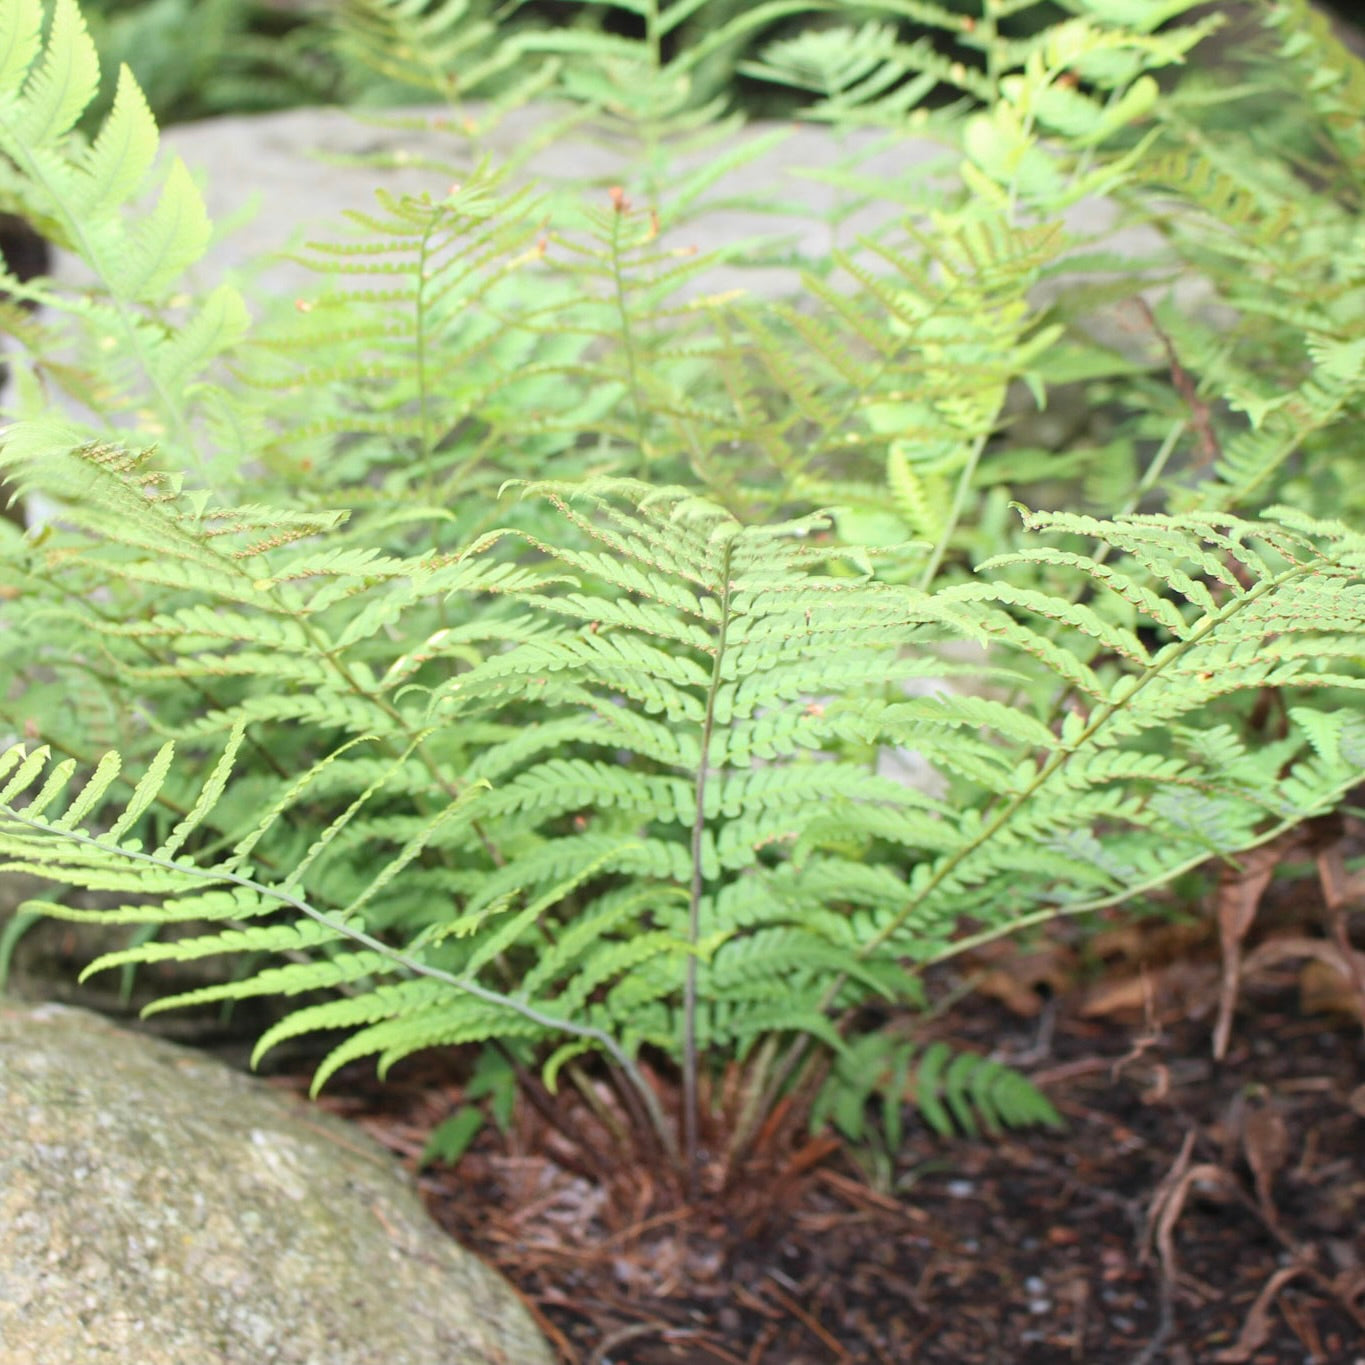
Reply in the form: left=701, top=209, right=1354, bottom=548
left=2, top=0, right=1364, bottom=1196
left=3, top=458, right=1362, bottom=1187
left=81, top=0, right=336, bottom=123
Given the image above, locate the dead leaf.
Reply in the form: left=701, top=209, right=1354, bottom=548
left=1242, top=934, right=1365, bottom=1022
left=1213, top=842, right=1285, bottom=1060
left=1078, top=959, right=1217, bottom=1022
left=1300, top=959, right=1365, bottom=1021
left=1317, top=839, right=1365, bottom=1008
left=1240, top=1095, right=1290, bottom=1229
left=1141, top=1130, right=1238, bottom=1287
left=965, top=944, right=1077, bottom=1018
left=1078, top=974, right=1151, bottom=1019
left=1211, top=1264, right=1309, bottom=1362
left=975, top=968, right=1049, bottom=1017
left=1088, top=919, right=1210, bottom=964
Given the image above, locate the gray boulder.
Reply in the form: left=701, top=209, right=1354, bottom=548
left=0, top=999, right=553, bottom=1365
left=152, top=103, right=937, bottom=301
left=50, top=102, right=1167, bottom=330
left=0, top=873, right=287, bottom=1051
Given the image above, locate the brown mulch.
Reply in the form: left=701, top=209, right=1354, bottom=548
left=277, top=939, right=1365, bottom=1365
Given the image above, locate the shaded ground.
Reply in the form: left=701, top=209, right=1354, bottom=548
left=283, top=951, right=1364, bottom=1364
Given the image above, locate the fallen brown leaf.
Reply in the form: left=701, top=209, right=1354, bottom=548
left=1078, top=959, right=1217, bottom=1022
left=1239, top=1093, right=1290, bottom=1231
left=1211, top=1264, right=1309, bottom=1363
left=1241, top=934, right=1365, bottom=1022
left=1214, top=842, right=1285, bottom=1060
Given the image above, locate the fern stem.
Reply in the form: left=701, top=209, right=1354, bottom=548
left=684, top=534, right=736, bottom=1195
left=2, top=806, right=680, bottom=1162
left=917, top=428, right=989, bottom=591
left=750, top=1034, right=814, bottom=1152
left=981, top=1, right=1002, bottom=103
left=504, top=1053, right=622, bottom=1188
left=565, top=1058, right=632, bottom=1148
left=862, top=564, right=1297, bottom=962
left=637, top=0, right=666, bottom=205
left=919, top=790, right=1362, bottom=967
left=608, top=206, right=650, bottom=473
left=726, top=1030, right=779, bottom=1165
left=1001, top=416, right=1186, bottom=721
left=415, top=219, right=437, bottom=499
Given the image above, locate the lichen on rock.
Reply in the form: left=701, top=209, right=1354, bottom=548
left=0, top=999, right=552, bottom=1365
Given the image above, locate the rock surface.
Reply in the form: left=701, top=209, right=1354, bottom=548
left=153, top=103, right=947, bottom=304
left=0, top=873, right=284, bottom=1051
left=52, top=101, right=1174, bottom=338
left=0, top=999, right=553, bottom=1365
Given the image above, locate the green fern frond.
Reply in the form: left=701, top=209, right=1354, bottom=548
left=0, top=725, right=671, bottom=1137
left=140, top=949, right=397, bottom=1016
left=308, top=996, right=544, bottom=1095
left=6, top=453, right=1359, bottom=1159
left=81, top=915, right=348, bottom=980
left=331, top=0, right=516, bottom=104
left=913, top=1041, right=1063, bottom=1139
left=0, top=0, right=245, bottom=462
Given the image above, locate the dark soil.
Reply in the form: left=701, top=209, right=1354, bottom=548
left=283, top=950, right=1365, bottom=1365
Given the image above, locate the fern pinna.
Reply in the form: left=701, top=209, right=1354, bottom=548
left=0, top=0, right=249, bottom=470
left=2, top=462, right=1362, bottom=1185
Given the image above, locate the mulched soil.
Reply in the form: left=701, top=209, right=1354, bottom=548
left=278, top=925, right=1365, bottom=1365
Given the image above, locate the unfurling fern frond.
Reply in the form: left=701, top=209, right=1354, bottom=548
left=331, top=0, right=523, bottom=106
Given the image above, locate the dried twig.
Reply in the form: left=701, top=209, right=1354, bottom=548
left=764, top=1278, right=853, bottom=1362
left=1129, top=296, right=1222, bottom=468
left=1131, top=1132, right=1237, bottom=1365
left=1211, top=1264, right=1310, bottom=1363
